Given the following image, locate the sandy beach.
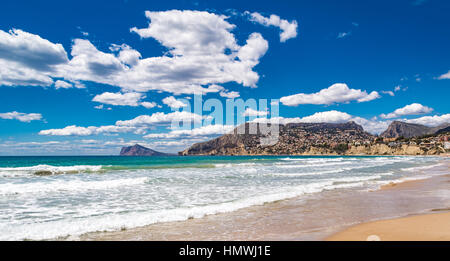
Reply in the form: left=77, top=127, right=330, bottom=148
left=327, top=212, right=450, bottom=241
left=327, top=173, right=450, bottom=241
left=78, top=160, right=450, bottom=241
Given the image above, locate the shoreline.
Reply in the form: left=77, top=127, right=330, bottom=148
left=77, top=160, right=450, bottom=241
left=327, top=173, right=450, bottom=241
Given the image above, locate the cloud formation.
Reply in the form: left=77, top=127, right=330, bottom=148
left=39, top=111, right=207, bottom=136
left=1, top=10, right=270, bottom=96
left=252, top=110, right=390, bottom=134
left=115, top=111, right=206, bottom=127
left=92, top=92, right=143, bottom=106
left=207, top=84, right=240, bottom=98
left=337, top=32, right=351, bottom=39
left=280, top=83, right=380, bottom=106
left=0, top=29, right=68, bottom=86
left=381, top=90, right=395, bottom=96
left=248, top=12, right=298, bottom=42
left=54, top=80, right=74, bottom=89
left=144, top=124, right=234, bottom=139
left=437, top=70, right=450, bottom=80
left=404, top=114, right=450, bottom=127
left=0, top=111, right=43, bottom=122
left=380, top=103, right=433, bottom=119
left=92, top=92, right=159, bottom=108
left=162, top=96, right=188, bottom=109
left=242, top=108, right=268, bottom=117
left=38, top=125, right=136, bottom=136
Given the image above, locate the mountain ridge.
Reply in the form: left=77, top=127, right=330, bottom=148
left=179, top=120, right=449, bottom=156
left=179, top=121, right=375, bottom=155
left=380, top=121, right=450, bottom=138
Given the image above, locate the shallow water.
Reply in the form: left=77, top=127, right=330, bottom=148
left=0, top=155, right=445, bottom=240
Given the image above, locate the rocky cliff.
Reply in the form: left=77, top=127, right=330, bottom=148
left=120, top=144, right=168, bottom=156
left=380, top=121, right=449, bottom=138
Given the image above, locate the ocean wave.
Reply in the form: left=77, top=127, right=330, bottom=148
left=275, top=159, right=402, bottom=171
left=0, top=163, right=221, bottom=177
left=213, top=162, right=258, bottom=168
left=280, top=157, right=346, bottom=162
left=0, top=180, right=335, bottom=240
left=103, top=164, right=216, bottom=171
left=400, top=163, right=444, bottom=172
left=269, top=169, right=346, bottom=176
left=0, top=164, right=104, bottom=177
left=275, top=161, right=354, bottom=169
left=329, top=173, right=393, bottom=184
left=0, top=177, right=149, bottom=195
left=0, top=156, right=443, bottom=240
left=1, top=174, right=385, bottom=241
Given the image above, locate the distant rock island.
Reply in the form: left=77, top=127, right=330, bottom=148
left=120, top=144, right=169, bottom=156
left=179, top=121, right=450, bottom=156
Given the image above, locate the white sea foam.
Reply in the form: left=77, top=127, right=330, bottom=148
left=0, top=164, right=103, bottom=177
left=0, top=173, right=399, bottom=240
left=214, top=162, right=258, bottom=168
left=270, top=169, right=346, bottom=176
left=400, top=163, right=444, bottom=172
left=280, top=157, right=345, bottom=162
left=0, top=180, right=342, bottom=240
left=0, top=177, right=148, bottom=195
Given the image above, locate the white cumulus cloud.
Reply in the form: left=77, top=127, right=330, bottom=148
left=219, top=90, right=240, bottom=99
left=144, top=124, right=235, bottom=139
left=162, top=96, right=188, bottom=109
left=0, top=28, right=68, bottom=87
left=39, top=111, right=207, bottom=136
left=242, top=108, right=269, bottom=117
left=381, top=90, right=395, bottom=96
left=93, top=92, right=144, bottom=107
left=0, top=111, right=43, bottom=122
left=380, top=103, right=433, bottom=119
left=248, top=12, right=298, bottom=42
left=404, top=114, right=450, bottom=127
left=280, top=83, right=380, bottom=106
left=38, top=125, right=136, bottom=136
left=1, top=10, right=270, bottom=96
left=54, top=80, right=74, bottom=89
left=92, top=92, right=158, bottom=108
left=140, top=101, right=159, bottom=109
left=115, top=111, right=206, bottom=127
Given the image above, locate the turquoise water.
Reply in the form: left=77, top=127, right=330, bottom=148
left=0, top=155, right=445, bottom=240
left=0, top=155, right=280, bottom=169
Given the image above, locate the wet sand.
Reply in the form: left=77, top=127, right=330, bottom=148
left=78, top=162, right=449, bottom=241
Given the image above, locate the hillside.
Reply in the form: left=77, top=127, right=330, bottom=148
left=179, top=121, right=375, bottom=155
left=380, top=121, right=450, bottom=138
left=179, top=121, right=450, bottom=156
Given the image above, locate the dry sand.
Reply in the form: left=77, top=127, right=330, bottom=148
left=327, top=212, right=450, bottom=241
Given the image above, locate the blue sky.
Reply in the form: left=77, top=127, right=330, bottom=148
left=0, top=0, right=449, bottom=155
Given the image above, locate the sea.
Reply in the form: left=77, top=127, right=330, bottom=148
left=0, top=155, right=446, bottom=240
